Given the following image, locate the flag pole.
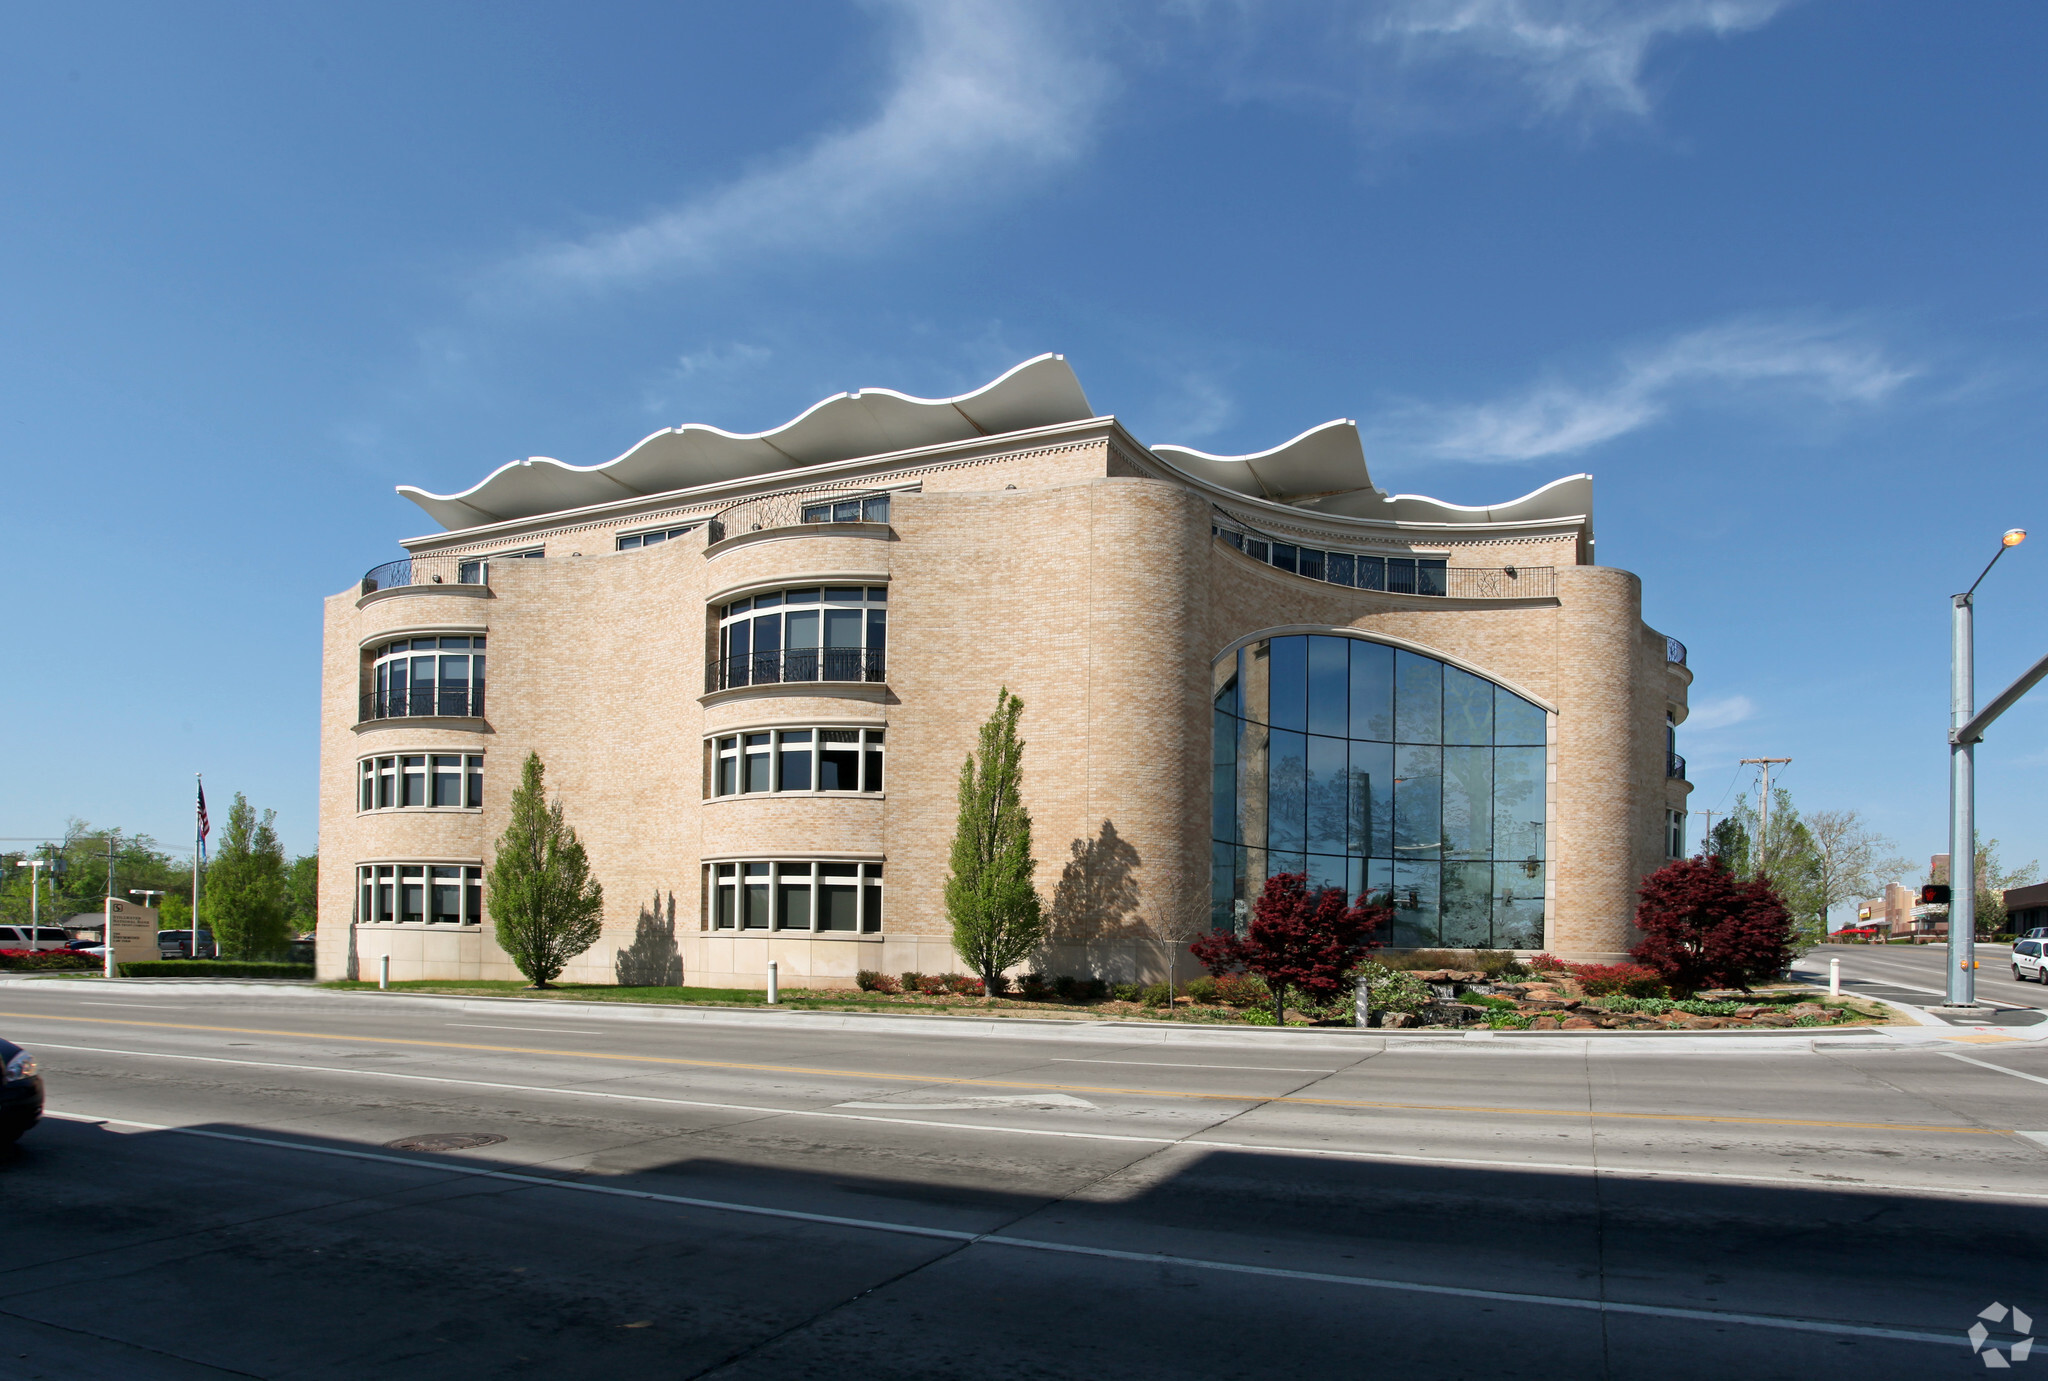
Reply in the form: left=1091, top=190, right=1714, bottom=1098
left=193, top=774, right=205, bottom=960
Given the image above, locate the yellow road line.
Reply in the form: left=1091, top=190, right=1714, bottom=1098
left=0, top=1009, right=2008, bottom=1137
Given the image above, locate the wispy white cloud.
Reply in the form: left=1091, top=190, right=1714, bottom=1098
left=1372, top=0, right=1793, bottom=118
left=640, top=342, right=773, bottom=416
left=1685, top=693, right=1756, bottom=732
left=1404, top=316, right=1917, bottom=462
left=504, top=1, right=1109, bottom=294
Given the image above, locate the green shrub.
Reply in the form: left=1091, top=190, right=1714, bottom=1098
left=1465, top=993, right=1519, bottom=1011
left=856, top=969, right=883, bottom=991
left=1349, top=961, right=1432, bottom=1017
left=118, top=960, right=313, bottom=979
left=1485, top=1012, right=1536, bottom=1030
left=1140, top=981, right=1174, bottom=1008
left=1110, top=982, right=1142, bottom=1002
left=1184, top=975, right=1218, bottom=1004
left=900, top=971, right=926, bottom=992
left=1241, top=1005, right=1278, bottom=1025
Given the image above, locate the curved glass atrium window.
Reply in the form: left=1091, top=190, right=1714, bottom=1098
left=1212, top=635, right=1548, bottom=950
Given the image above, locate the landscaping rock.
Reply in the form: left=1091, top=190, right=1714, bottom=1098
left=1751, top=1013, right=1796, bottom=1027
left=1379, top=1012, right=1417, bottom=1029
left=1532, top=1015, right=1562, bottom=1030
left=1560, top=1016, right=1599, bottom=1029
left=1413, top=969, right=1486, bottom=983
left=1732, top=1006, right=1763, bottom=1020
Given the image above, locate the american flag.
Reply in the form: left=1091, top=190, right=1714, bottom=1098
left=197, top=780, right=210, bottom=861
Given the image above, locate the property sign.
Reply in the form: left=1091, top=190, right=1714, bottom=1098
left=104, top=899, right=159, bottom=964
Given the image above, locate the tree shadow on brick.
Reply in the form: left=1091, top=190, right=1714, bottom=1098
left=1042, top=820, right=1144, bottom=977
left=615, top=890, right=683, bottom=986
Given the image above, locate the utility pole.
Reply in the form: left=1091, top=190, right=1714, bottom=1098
left=1693, top=809, right=1717, bottom=855
left=1739, top=759, right=1792, bottom=872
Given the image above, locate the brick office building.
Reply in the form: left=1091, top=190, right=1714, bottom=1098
left=317, top=356, right=1692, bottom=987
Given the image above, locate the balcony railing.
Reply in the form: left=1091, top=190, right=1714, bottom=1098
left=1666, top=636, right=1687, bottom=667
left=359, top=687, right=487, bottom=722
left=706, top=648, right=886, bottom=693
left=707, top=490, right=893, bottom=544
left=361, top=554, right=506, bottom=596
left=1667, top=752, right=1687, bottom=780
left=1211, top=519, right=1553, bottom=599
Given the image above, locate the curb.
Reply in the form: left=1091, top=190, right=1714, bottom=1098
left=0, top=975, right=1931, bottom=1051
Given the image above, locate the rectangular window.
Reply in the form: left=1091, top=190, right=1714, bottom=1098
left=431, top=755, right=464, bottom=806
left=399, top=866, right=425, bottom=923
left=777, top=862, right=813, bottom=930
left=1325, top=552, right=1354, bottom=587
left=714, top=864, right=736, bottom=929
left=716, top=737, right=738, bottom=796
left=818, top=862, right=859, bottom=931
left=1298, top=548, right=1325, bottom=581
left=744, top=734, right=773, bottom=792
left=1356, top=555, right=1386, bottom=591
left=863, top=863, right=883, bottom=933
left=465, top=866, right=482, bottom=923
left=377, top=756, right=396, bottom=808
left=742, top=863, right=771, bottom=929
left=1418, top=558, right=1448, bottom=597
left=400, top=756, right=427, bottom=807
left=467, top=755, right=484, bottom=808
left=360, top=760, right=375, bottom=811
left=429, top=866, right=463, bottom=924
left=818, top=730, right=860, bottom=791
left=778, top=730, right=813, bottom=790
left=1270, top=542, right=1298, bottom=574
left=1387, top=557, right=1417, bottom=595
left=863, top=729, right=885, bottom=791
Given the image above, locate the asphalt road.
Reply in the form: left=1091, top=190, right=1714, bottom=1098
left=4, top=981, right=2048, bottom=1380
left=1797, top=941, right=2046, bottom=1021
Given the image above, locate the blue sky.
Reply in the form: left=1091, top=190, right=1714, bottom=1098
left=3, top=1, right=2043, bottom=898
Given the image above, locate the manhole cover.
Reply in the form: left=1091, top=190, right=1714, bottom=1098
left=385, top=1133, right=507, bottom=1152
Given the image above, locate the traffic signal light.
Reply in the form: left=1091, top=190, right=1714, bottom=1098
left=1921, top=884, right=1951, bottom=905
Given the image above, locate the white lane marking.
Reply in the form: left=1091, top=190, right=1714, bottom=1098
left=38, top=1110, right=1964, bottom=1349
left=30, top=1041, right=2048, bottom=1204
left=1053, top=1059, right=1337, bottom=1073
left=446, top=1023, right=604, bottom=1035
left=1940, top=1051, right=2048, bottom=1088
left=839, top=1094, right=1097, bottom=1111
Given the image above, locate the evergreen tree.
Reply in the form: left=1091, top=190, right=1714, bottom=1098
left=285, top=853, right=319, bottom=932
left=1706, top=815, right=1750, bottom=876
left=946, top=688, right=1044, bottom=993
left=202, top=795, right=290, bottom=959
left=488, top=753, right=605, bottom=988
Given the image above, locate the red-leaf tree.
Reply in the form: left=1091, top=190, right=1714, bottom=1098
left=1189, top=872, right=1388, bottom=1025
left=1629, top=855, right=1795, bottom=996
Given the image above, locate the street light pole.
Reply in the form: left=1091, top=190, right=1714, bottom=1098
left=1947, top=529, right=2028, bottom=1009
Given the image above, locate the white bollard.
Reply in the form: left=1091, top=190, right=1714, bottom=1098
left=766, top=961, right=779, bottom=1005
left=379, top=955, right=390, bottom=991
left=1829, top=955, right=1840, bottom=997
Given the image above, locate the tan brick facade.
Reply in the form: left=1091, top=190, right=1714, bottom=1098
left=319, top=411, right=1688, bottom=986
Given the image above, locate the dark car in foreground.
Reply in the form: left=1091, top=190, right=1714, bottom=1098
left=1, top=1038, right=44, bottom=1144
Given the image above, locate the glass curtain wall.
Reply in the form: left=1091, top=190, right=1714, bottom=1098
left=1212, top=635, right=1548, bottom=949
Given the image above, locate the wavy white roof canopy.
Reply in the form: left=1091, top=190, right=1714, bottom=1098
left=399, top=353, right=1589, bottom=534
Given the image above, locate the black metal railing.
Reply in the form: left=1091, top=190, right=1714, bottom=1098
left=1666, top=635, right=1687, bottom=666
left=707, top=490, right=893, bottom=544
left=1211, top=517, right=1554, bottom=599
left=1667, top=752, right=1686, bottom=780
left=359, top=687, right=487, bottom=722
left=705, top=648, right=885, bottom=692
left=361, top=554, right=489, bottom=595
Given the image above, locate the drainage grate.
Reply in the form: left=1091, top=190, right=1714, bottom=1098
left=385, top=1133, right=507, bottom=1152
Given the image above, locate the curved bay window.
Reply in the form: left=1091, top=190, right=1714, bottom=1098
left=712, top=728, right=884, bottom=796
left=1212, top=634, right=1548, bottom=950
left=707, top=860, right=883, bottom=933
left=363, top=635, right=485, bottom=720
left=358, top=863, right=484, bottom=925
left=710, top=587, right=886, bottom=691
left=359, top=754, right=483, bottom=811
